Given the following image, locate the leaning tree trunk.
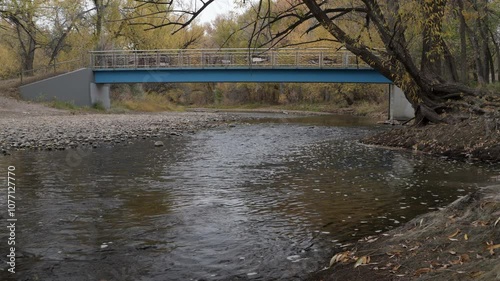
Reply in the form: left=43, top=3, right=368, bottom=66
left=302, top=0, right=486, bottom=126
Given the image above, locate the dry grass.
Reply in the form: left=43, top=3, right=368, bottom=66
left=113, top=93, right=184, bottom=112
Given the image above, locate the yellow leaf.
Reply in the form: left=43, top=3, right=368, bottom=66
left=464, top=234, right=468, bottom=240
left=486, top=242, right=500, bottom=255
left=354, top=256, right=369, bottom=268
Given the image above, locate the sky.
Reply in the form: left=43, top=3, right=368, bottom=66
left=193, top=0, right=243, bottom=23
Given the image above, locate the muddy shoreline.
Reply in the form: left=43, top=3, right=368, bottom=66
left=306, top=117, right=500, bottom=281
left=361, top=117, right=500, bottom=162
left=306, top=185, right=500, bottom=281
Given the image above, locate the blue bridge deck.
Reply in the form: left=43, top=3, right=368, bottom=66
left=93, top=68, right=391, bottom=84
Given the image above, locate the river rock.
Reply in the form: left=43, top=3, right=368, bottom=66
left=154, top=141, right=165, bottom=147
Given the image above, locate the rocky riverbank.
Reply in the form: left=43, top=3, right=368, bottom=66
left=0, top=112, right=244, bottom=154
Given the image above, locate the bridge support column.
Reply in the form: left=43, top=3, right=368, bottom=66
left=389, top=85, right=414, bottom=121
left=90, top=83, right=110, bottom=109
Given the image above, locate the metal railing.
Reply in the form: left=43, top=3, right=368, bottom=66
left=19, top=57, right=86, bottom=84
left=89, top=48, right=370, bottom=70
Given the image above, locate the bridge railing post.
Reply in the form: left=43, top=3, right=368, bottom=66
left=156, top=51, right=159, bottom=69
left=295, top=49, right=298, bottom=67
left=271, top=49, right=275, bottom=68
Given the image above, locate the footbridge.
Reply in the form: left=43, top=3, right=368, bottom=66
left=20, top=48, right=414, bottom=120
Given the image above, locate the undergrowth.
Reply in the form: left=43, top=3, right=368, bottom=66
left=112, top=92, right=184, bottom=112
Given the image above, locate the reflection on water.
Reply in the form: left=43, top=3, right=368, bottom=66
left=0, top=114, right=498, bottom=281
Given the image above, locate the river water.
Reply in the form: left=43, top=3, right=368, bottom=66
left=1, top=114, right=499, bottom=281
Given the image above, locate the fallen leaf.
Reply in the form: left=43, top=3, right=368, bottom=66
left=414, top=268, right=431, bottom=277
left=495, top=217, right=500, bottom=227
left=460, top=254, right=470, bottom=263
left=329, top=251, right=351, bottom=267
left=469, top=271, right=484, bottom=278
left=430, top=261, right=441, bottom=268
left=448, top=238, right=459, bottom=242
left=409, top=246, right=419, bottom=251
left=486, top=242, right=500, bottom=255
left=449, top=250, right=457, bottom=255
left=440, top=264, right=451, bottom=269
left=448, top=229, right=461, bottom=238
left=464, top=234, right=469, bottom=240
left=472, top=220, right=488, bottom=227
left=354, top=256, right=370, bottom=268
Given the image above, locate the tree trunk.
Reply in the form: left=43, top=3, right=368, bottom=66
left=24, top=37, right=36, bottom=73
left=93, top=0, right=104, bottom=50
left=16, top=24, right=37, bottom=75
left=477, top=0, right=490, bottom=83
left=458, top=3, right=468, bottom=82
left=488, top=46, right=495, bottom=83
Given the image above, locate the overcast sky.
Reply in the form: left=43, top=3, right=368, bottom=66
left=194, top=0, right=244, bottom=23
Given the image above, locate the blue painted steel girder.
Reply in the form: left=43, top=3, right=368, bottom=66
left=93, top=68, right=392, bottom=84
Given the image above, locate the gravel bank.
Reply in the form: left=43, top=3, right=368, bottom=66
left=0, top=112, right=243, bottom=154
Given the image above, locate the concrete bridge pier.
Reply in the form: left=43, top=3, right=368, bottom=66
left=90, top=83, right=111, bottom=109
left=389, top=84, right=414, bottom=121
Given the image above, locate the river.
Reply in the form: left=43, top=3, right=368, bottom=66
left=1, top=113, right=498, bottom=280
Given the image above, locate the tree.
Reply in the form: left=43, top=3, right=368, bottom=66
left=0, top=0, right=97, bottom=73
left=130, top=0, right=500, bottom=125
left=0, top=0, right=41, bottom=73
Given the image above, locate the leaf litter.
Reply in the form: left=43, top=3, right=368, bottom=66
left=308, top=186, right=500, bottom=281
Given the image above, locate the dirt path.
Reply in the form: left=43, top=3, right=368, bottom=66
left=0, top=95, right=69, bottom=117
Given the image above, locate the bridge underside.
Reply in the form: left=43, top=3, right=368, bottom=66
left=20, top=67, right=414, bottom=120
left=93, top=68, right=392, bottom=84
